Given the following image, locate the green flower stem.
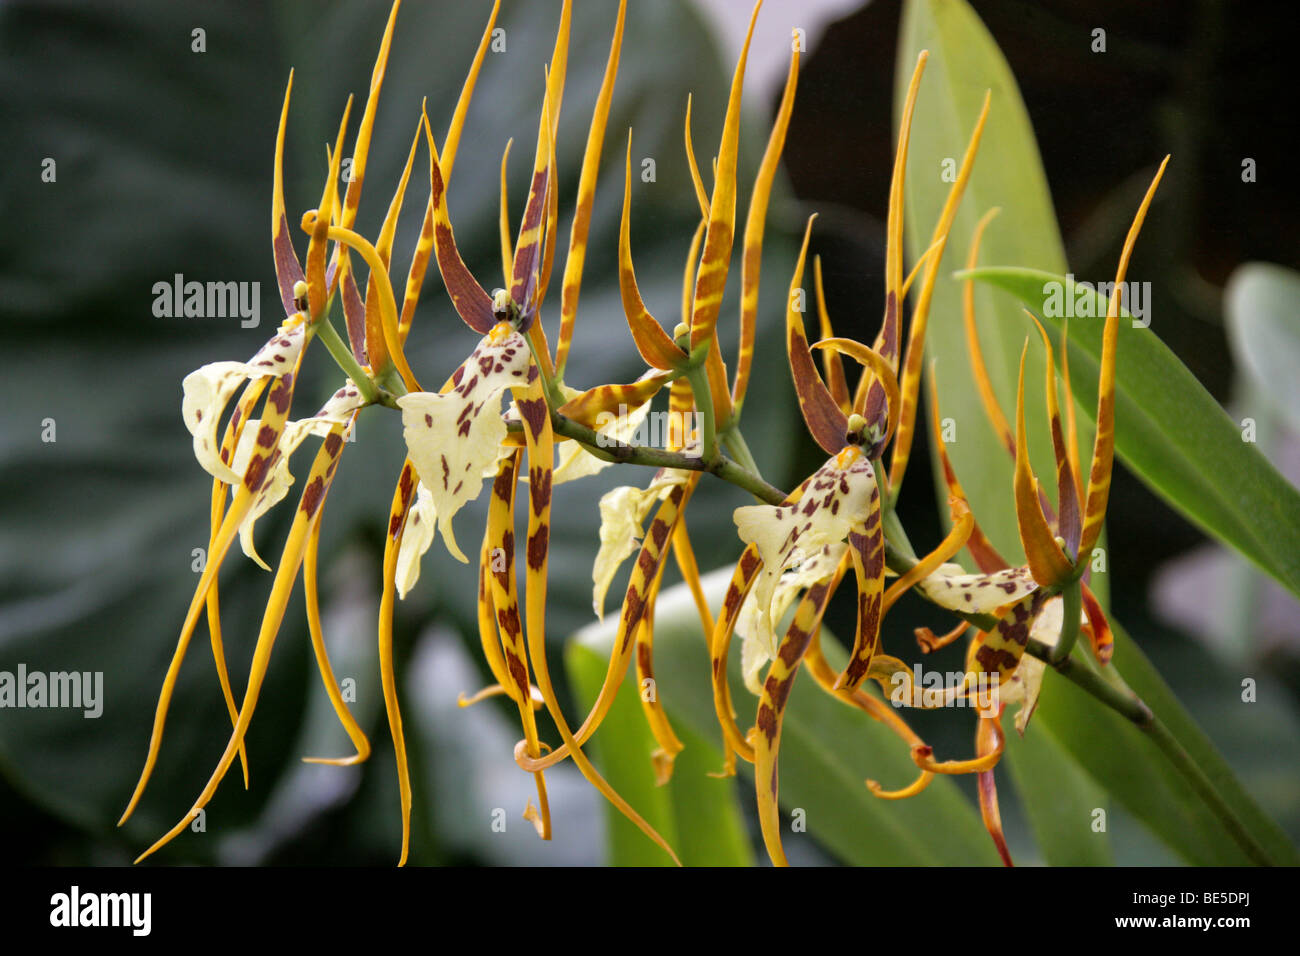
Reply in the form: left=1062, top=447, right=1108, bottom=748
left=1051, top=577, right=1083, bottom=665
left=884, top=513, right=1276, bottom=866
left=721, top=426, right=760, bottom=477
left=506, top=410, right=786, bottom=505
left=684, top=363, right=717, bottom=464
left=313, top=312, right=378, bottom=405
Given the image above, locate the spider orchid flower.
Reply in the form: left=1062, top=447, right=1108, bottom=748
left=370, top=0, right=684, bottom=865
left=119, top=0, right=514, bottom=865
left=701, top=49, right=993, bottom=866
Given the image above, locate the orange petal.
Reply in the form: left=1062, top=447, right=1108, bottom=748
left=618, top=132, right=688, bottom=370
left=733, top=38, right=798, bottom=414
left=1014, top=341, right=1074, bottom=586
left=1079, top=155, right=1169, bottom=557
left=555, top=0, right=626, bottom=376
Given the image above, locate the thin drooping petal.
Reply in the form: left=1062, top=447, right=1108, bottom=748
left=1079, top=156, right=1169, bottom=558
left=122, top=365, right=305, bottom=828
left=205, top=378, right=269, bottom=787
left=634, top=555, right=685, bottom=784
left=378, top=460, right=416, bottom=864
left=754, top=563, right=840, bottom=866
left=485, top=451, right=551, bottom=838
left=520, top=473, right=697, bottom=773
left=301, top=478, right=371, bottom=767
left=786, top=216, right=849, bottom=455
left=926, top=363, right=1009, bottom=573
left=687, top=0, right=759, bottom=352
left=397, top=325, right=533, bottom=562
left=618, top=133, right=688, bottom=370
left=132, top=417, right=349, bottom=862
left=976, top=713, right=1014, bottom=866
left=510, top=377, right=681, bottom=864
left=732, top=38, right=798, bottom=413
left=882, top=497, right=974, bottom=614
left=711, top=543, right=763, bottom=772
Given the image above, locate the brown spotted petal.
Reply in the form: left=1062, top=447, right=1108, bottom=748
left=733, top=449, right=878, bottom=654
left=916, top=564, right=1039, bottom=615
left=396, top=325, right=533, bottom=563
left=738, top=542, right=846, bottom=694
left=182, top=319, right=309, bottom=485
left=228, top=382, right=364, bottom=570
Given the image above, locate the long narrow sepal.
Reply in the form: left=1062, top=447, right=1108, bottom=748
left=423, top=110, right=495, bottom=334
left=732, top=37, right=798, bottom=413
left=786, top=216, right=849, bottom=455
left=688, top=0, right=761, bottom=352
left=1079, top=155, right=1169, bottom=558
left=511, top=377, right=681, bottom=864
left=1013, top=341, right=1074, bottom=586
left=618, top=132, right=688, bottom=370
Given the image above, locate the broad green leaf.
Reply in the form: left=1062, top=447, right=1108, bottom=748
left=899, top=0, right=1298, bottom=870
left=1036, top=621, right=1300, bottom=865
left=959, top=266, right=1300, bottom=602
left=566, top=639, right=753, bottom=867
left=569, top=570, right=1002, bottom=866
left=1225, top=262, right=1300, bottom=433
left=1001, top=713, right=1113, bottom=866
